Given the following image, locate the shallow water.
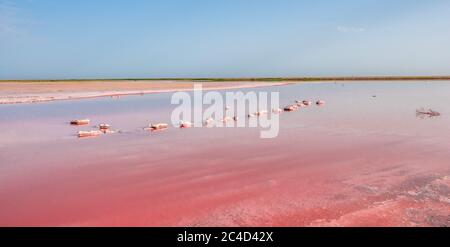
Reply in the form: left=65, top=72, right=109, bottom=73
left=0, top=81, right=449, bottom=226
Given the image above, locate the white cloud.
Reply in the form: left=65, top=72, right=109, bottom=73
left=337, top=25, right=366, bottom=33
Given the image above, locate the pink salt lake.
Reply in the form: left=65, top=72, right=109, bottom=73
left=0, top=82, right=449, bottom=226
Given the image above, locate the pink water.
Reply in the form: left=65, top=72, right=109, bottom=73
left=0, top=82, right=449, bottom=226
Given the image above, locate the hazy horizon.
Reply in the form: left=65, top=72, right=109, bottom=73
left=1, top=0, right=450, bottom=79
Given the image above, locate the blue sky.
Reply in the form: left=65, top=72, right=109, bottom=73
left=1, top=0, right=450, bottom=79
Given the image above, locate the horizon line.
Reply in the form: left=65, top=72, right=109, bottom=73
left=2, top=75, right=450, bottom=82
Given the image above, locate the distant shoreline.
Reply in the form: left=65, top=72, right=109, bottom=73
left=1, top=77, right=450, bottom=105
left=2, top=76, right=450, bottom=83
left=0, top=81, right=290, bottom=105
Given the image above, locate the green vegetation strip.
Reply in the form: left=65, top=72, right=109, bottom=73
left=2, top=76, right=450, bottom=83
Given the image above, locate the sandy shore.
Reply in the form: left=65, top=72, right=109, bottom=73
left=0, top=80, right=290, bottom=104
